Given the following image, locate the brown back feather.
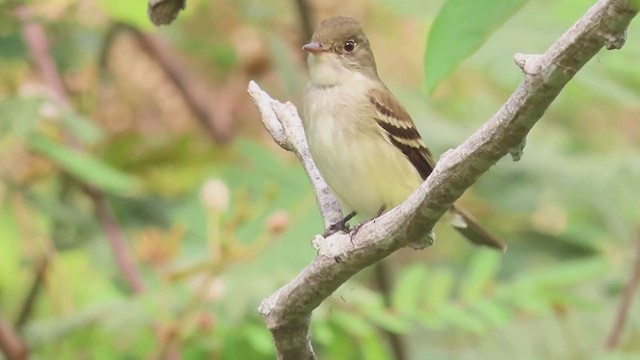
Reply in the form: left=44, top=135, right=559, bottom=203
left=368, top=87, right=435, bottom=180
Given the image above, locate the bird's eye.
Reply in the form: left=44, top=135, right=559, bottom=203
left=343, top=40, right=355, bottom=53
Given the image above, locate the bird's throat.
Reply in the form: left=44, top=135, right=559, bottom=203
left=307, top=54, right=351, bottom=86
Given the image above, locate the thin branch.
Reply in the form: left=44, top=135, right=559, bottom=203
left=16, top=6, right=80, bottom=149
left=0, top=318, right=28, bottom=360
left=293, top=0, right=314, bottom=48
left=131, top=29, right=235, bottom=144
left=247, top=86, right=343, bottom=230
left=18, top=6, right=146, bottom=295
left=605, top=235, right=640, bottom=350
left=14, top=256, right=49, bottom=328
left=87, top=188, right=146, bottom=294
left=248, top=0, right=639, bottom=358
left=16, top=7, right=68, bottom=106
left=373, top=262, right=406, bottom=360
left=100, top=24, right=237, bottom=144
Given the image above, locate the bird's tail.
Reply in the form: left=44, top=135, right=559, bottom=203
left=449, top=205, right=507, bottom=252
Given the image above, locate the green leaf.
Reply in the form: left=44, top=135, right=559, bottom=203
left=470, top=299, right=510, bottom=326
left=365, top=309, right=410, bottom=334
left=332, top=311, right=375, bottom=337
left=391, top=264, right=428, bottom=317
left=415, top=311, right=445, bottom=330
left=311, top=321, right=335, bottom=345
left=424, top=0, right=528, bottom=93
left=324, top=326, right=360, bottom=360
left=509, top=293, right=552, bottom=315
left=27, top=134, right=141, bottom=194
left=513, top=258, right=608, bottom=289
left=242, top=324, right=275, bottom=355
left=60, top=111, right=104, bottom=146
left=0, top=96, right=42, bottom=138
left=459, top=249, right=501, bottom=301
left=424, top=268, right=454, bottom=309
left=0, top=31, right=26, bottom=60
left=360, top=333, right=392, bottom=360
left=438, top=304, right=486, bottom=334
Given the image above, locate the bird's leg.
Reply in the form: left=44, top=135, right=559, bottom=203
left=323, top=211, right=357, bottom=237
left=350, top=206, right=387, bottom=241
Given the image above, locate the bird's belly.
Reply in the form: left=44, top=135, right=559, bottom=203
left=307, top=116, right=422, bottom=219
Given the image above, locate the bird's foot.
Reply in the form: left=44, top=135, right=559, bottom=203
left=323, top=211, right=356, bottom=237
left=349, top=222, right=364, bottom=244
left=349, top=206, right=386, bottom=244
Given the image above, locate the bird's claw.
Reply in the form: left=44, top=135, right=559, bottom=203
left=349, top=222, right=364, bottom=245
left=323, top=220, right=350, bottom=237
left=323, top=211, right=356, bottom=237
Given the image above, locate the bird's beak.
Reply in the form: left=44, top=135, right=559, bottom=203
left=302, top=41, right=325, bottom=54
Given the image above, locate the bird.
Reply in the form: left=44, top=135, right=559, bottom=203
left=301, top=16, right=505, bottom=251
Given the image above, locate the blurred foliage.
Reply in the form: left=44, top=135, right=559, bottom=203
left=0, top=0, right=639, bottom=359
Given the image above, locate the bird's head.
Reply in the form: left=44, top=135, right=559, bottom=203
left=303, top=16, right=378, bottom=86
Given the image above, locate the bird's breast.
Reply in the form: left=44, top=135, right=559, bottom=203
left=303, top=83, right=423, bottom=218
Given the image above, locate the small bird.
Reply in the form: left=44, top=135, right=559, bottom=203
left=302, top=16, right=506, bottom=250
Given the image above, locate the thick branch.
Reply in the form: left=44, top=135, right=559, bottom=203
left=249, top=0, right=638, bottom=358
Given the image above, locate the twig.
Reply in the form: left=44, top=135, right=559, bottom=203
left=373, top=262, right=406, bottom=360
left=153, top=268, right=218, bottom=359
left=88, top=189, right=146, bottom=294
left=100, top=24, right=237, bottom=143
left=293, top=0, right=314, bottom=47
left=14, top=256, right=49, bottom=328
left=248, top=0, right=639, bottom=358
left=605, top=236, right=640, bottom=350
left=131, top=29, right=235, bottom=144
left=18, top=6, right=146, bottom=295
left=9, top=190, right=54, bottom=328
left=16, top=5, right=79, bottom=149
left=16, top=7, right=68, bottom=106
left=247, top=85, right=343, bottom=230
left=0, top=318, right=28, bottom=360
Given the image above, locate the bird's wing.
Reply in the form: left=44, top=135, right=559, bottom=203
left=368, top=86, right=506, bottom=250
left=367, top=86, right=435, bottom=180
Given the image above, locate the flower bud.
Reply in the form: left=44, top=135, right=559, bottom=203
left=266, top=210, right=290, bottom=235
left=200, top=179, right=230, bottom=213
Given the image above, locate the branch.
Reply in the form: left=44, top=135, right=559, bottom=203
left=249, top=0, right=638, bottom=358
left=18, top=6, right=146, bottom=295
left=87, top=188, right=146, bottom=294
left=248, top=84, right=343, bottom=230
left=605, top=235, right=640, bottom=350
left=373, top=262, right=406, bottom=360
left=101, top=24, right=240, bottom=144
left=293, top=0, right=314, bottom=48
left=14, top=256, right=48, bottom=328
left=131, top=29, right=236, bottom=144
left=0, top=318, right=28, bottom=360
